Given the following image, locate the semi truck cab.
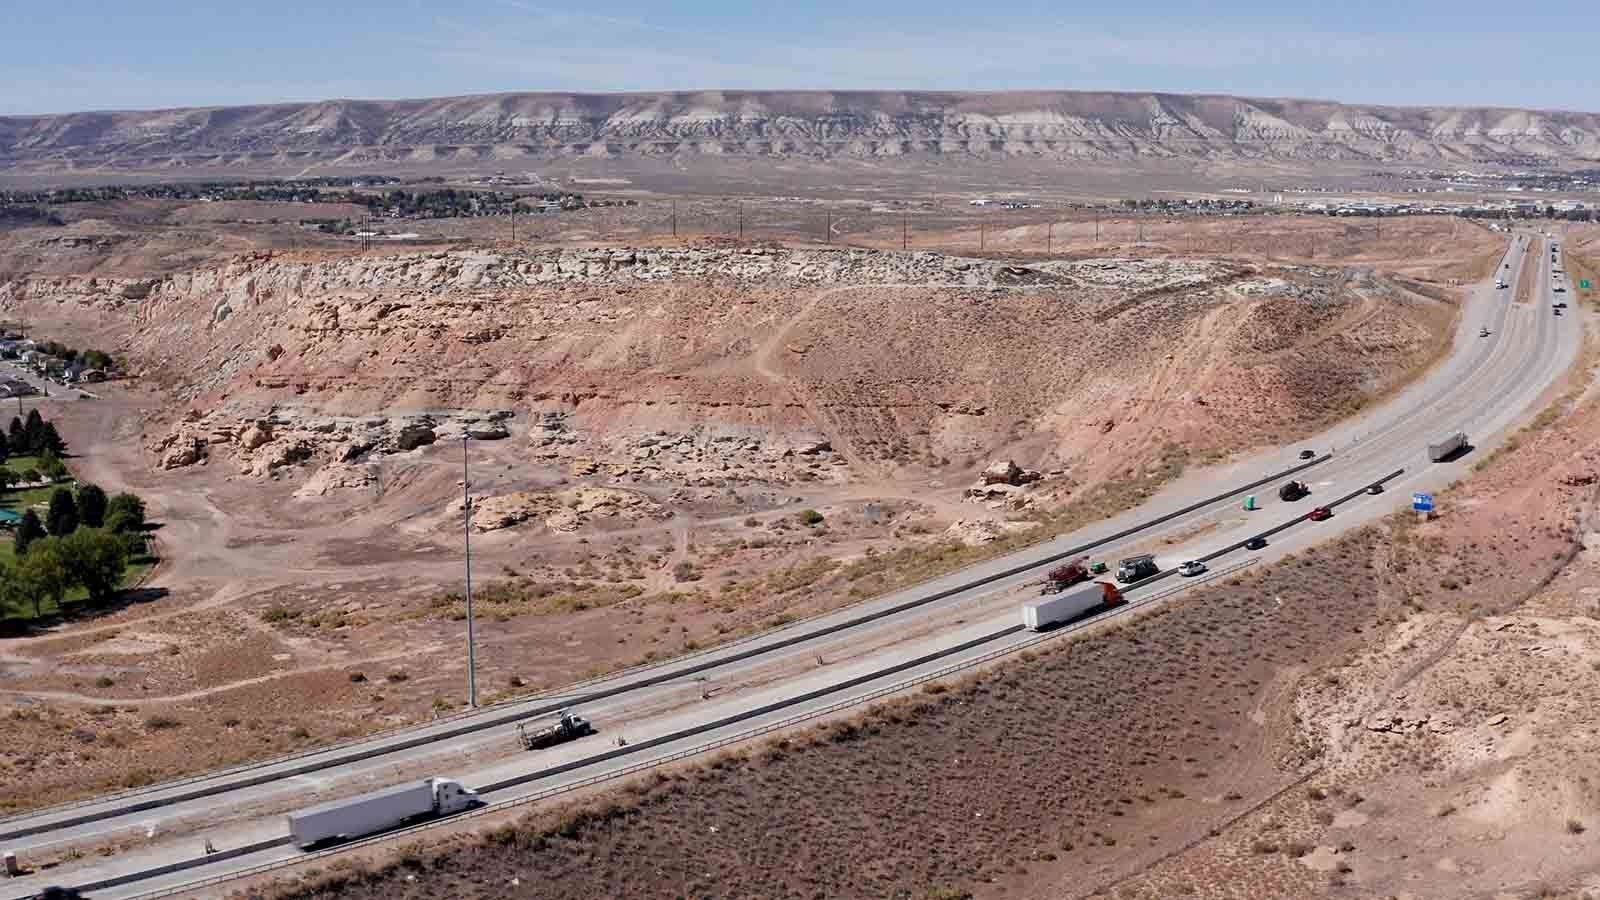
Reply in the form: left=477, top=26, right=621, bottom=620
left=433, top=778, right=480, bottom=815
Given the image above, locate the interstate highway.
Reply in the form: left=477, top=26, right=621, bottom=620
left=1, top=229, right=1583, bottom=898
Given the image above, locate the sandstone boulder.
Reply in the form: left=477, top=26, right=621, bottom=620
left=982, top=459, right=1023, bottom=485
left=240, top=421, right=274, bottom=450
left=162, top=439, right=206, bottom=469
left=395, top=423, right=437, bottom=451
left=294, top=463, right=378, bottom=498
left=464, top=421, right=510, bottom=440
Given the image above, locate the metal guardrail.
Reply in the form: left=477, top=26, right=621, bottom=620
left=115, top=557, right=1259, bottom=900
left=0, top=454, right=1330, bottom=838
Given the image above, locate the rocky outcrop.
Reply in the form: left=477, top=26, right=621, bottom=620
left=147, top=408, right=515, bottom=480
left=293, top=462, right=379, bottom=497
left=530, top=414, right=848, bottom=488
left=965, top=458, right=1046, bottom=509
left=465, top=486, right=671, bottom=534
left=943, top=518, right=1032, bottom=546
left=982, top=459, right=1025, bottom=485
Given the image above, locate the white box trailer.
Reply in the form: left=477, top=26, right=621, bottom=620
left=287, top=777, right=479, bottom=848
left=1021, top=581, right=1124, bottom=631
left=1427, top=432, right=1467, bottom=463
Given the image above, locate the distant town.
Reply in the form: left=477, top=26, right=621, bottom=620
left=0, top=176, right=640, bottom=234
left=0, top=334, right=117, bottom=393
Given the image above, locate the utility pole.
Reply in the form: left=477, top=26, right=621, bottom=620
left=825, top=209, right=831, bottom=245
left=980, top=221, right=985, bottom=253
left=1094, top=211, right=1100, bottom=243
left=737, top=201, right=743, bottom=241
left=902, top=214, right=908, bottom=251
left=510, top=207, right=517, bottom=243
left=461, top=435, right=477, bottom=709
left=671, top=200, right=677, bottom=239
left=1046, top=221, right=1053, bottom=255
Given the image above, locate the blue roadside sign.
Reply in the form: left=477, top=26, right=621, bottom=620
left=1412, top=492, right=1433, bottom=512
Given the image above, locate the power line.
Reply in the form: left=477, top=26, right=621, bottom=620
left=461, top=434, right=477, bottom=709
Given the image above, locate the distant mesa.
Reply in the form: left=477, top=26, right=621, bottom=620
left=3, top=90, right=1599, bottom=173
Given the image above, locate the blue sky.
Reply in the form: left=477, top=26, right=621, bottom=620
left=3, top=0, right=1597, bottom=115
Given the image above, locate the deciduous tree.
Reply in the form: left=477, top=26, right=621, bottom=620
left=18, top=536, right=70, bottom=618
left=63, top=528, right=127, bottom=603
left=106, top=493, right=146, bottom=532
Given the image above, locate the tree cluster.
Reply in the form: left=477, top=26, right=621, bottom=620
left=0, top=410, right=65, bottom=467
left=30, top=340, right=114, bottom=371
left=5, top=487, right=147, bottom=619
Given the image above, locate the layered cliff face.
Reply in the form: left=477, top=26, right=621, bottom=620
left=0, top=246, right=1454, bottom=497
left=3, top=90, right=1599, bottom=173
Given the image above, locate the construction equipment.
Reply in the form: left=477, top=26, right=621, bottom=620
left=1115, top=554, right=1158, bottom=583
left=1021, top=581, right=1124, bottom=631
left=516, top=709, right=593, bottom=751
left=1278, top=480, right=1310, bottom=502
left=286, top=777, right=479, bottom=849
left=1039, top=557, right=1090, bottom=594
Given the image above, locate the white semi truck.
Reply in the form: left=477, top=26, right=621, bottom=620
left=1427, top=432, right=1467, bottom=463
left=1021, top=581, right=1125, bottom=631
left=287, top=777, right=480, bottom=848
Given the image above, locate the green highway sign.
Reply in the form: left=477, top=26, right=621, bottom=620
left=1583, top=279, right=1592, bottom=290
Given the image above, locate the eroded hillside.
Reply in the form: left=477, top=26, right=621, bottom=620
left=3, top=246, right=1455, bottom=497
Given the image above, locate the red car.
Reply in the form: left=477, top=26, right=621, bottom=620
left=1308, top=507, right=1333, bottom=522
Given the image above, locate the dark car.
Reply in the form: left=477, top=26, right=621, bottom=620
left=1244, top=536, right=1268, bottom=550
left=1298, top=449, right=1316, bottom=460
left=1308, top=506, right=1333, bottom=521
left=1366, top=484, right=1384, bottom=495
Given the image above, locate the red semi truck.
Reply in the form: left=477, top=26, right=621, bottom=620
left=1039, top=557, right=1090, bottom=594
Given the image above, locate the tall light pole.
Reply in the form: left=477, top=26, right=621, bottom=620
left=461, top=434, right=477, bottom=708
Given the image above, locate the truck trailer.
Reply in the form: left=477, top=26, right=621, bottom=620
left=1021, top=581, right=1125, bottom=631
left=287, top=777, right=479, bottom=848
left=1427, top=432, right=1467, bottom=462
